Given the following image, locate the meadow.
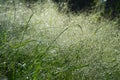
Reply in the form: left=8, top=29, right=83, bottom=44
left=0, top=0, right=120, bottom=80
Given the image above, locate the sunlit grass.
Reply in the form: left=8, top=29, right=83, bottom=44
left=0, top=1, right=120, bottom=80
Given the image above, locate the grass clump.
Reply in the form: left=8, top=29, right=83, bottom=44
left=0, top=1, right=120, bottom=80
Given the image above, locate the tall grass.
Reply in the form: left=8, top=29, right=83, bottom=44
left=0, top=1, right=120, bottom=80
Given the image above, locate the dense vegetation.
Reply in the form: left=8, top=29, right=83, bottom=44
left=0, top=0, right=120, bottom=80
left=53, top=0, right=120, bottom=18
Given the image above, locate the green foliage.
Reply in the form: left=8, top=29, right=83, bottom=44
left=104, top=0, right=120, bottom=18
left=52, top=0, right=120, bottom=18
left=0, top=1, right=120, bottom=80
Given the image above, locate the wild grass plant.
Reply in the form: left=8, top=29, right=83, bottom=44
left=0, top=0, right=120, bottom=80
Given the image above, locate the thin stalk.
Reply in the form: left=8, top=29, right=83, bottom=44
left=77, top=24, right=83, bottom=33
left=13, top=0, right=16, bottom=22
left=12, top=12, right=34, bottom=80
left=31, top=26, right=70, bottom=71
left=93, top=26, right=102, bottom=35
left=19, top=12, right=34, bottom=45
left=46, top=26, right=70, bottom=51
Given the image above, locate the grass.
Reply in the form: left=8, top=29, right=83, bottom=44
left=0, top=0, right=120, bottom=80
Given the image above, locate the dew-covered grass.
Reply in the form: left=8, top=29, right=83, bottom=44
left=0, top=1, right=120, bottom=80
